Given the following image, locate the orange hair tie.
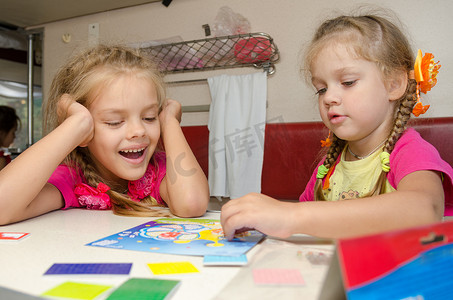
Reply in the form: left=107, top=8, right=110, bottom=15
left=322, top=166, right=335, bottom=190
left=320, top=130, right=332, bottom=147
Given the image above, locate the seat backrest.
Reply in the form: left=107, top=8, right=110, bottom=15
left=182, top=117, right=453, bottom=200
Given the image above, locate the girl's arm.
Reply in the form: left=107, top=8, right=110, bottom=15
left=221, top=170, right=444, bottom=240
left=0, top=95, right=94, bottom=225
left=158, top=99, right=209, bottom=217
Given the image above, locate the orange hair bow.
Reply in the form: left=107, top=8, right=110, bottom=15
left=412, top=49, right=441, bottom=117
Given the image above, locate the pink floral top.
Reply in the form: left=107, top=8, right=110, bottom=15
left=48, top=152, right=167, bottom=210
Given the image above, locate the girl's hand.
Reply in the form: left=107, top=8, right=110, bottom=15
left=220, top=193, right=297, bottom=240
left=57, top=94, right=94, bottom=147
left=159, top=99, right=182, bottom=133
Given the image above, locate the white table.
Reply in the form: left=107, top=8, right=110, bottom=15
left=0, top=209, right=334, bottom=299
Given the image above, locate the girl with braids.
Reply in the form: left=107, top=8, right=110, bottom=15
left=221, top=11, right=453, bottom=240
left=0, top=44, right=209, bottom=225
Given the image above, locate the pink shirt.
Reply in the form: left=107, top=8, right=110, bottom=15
left=48, top=152, right=167, bottom=209
left=300, top=128, right=453, bottom=216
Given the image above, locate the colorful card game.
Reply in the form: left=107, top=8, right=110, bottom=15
left=44, top=263, right=132, bottom=275
left=203, top=254, right=248, bottom=266
left=41, top=282, right=112, bottom=300
left=106, top=278, right=180, bottom=300
left=147, top=261, right=199, bottom=275
left=252, top=268, right=306, bottom=286
left=0, top=232, right=29, bottom=241
left=86, top=218, right=264, bottom=256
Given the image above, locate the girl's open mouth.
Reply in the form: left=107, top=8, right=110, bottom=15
left=119, top=148, right=145, bottom=159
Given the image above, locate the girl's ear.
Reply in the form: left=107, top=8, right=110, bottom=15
left=388, top=71, right=408, bottom=101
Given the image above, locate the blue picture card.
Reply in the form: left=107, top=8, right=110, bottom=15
left=203, top=254, right=248, bottom=266
left=44, top=263, right=132, bottom=275
left=86, top=218, right=264, bottom=257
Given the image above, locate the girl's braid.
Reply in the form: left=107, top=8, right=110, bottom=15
left=314, top=134, right=347, bottom=200
left=323, top=134, right=347, bottom=169
left=72, top=149, right=102, bottom=187
left=369, top=78, right=417, bottom=196
left=383, top=78, right=418, bottom=154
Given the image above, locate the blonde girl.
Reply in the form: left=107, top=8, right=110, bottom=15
left=221, top=12, right=453, bottom=240
left=0, top=44, right=209, bottom=225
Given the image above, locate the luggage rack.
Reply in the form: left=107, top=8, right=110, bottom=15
left=141, top=32, right=280, bottom=75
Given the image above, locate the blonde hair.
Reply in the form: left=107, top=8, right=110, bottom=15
left=303, top=13, right=418, bottom=201
left=44, top=44, right=171, bottom=217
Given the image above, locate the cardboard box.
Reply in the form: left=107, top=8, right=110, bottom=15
left=320, top=220, right=453, bottom=300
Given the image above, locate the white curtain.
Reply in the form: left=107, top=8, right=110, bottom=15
left=207, top=72, right=267, bottom=199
